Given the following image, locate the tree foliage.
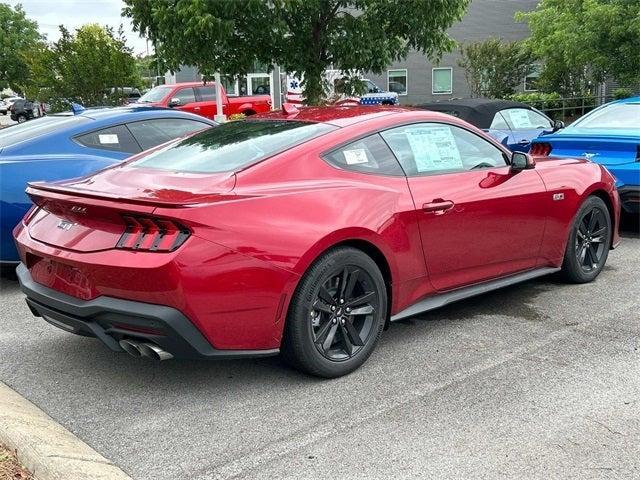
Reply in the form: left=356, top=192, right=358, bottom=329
left=123, top=0, right=471, bottom=105
left=27, top=24, right=141, bottom=108
left=458, top=38, right=534, bottom=99
left=0, top=2, right=43, bottom=91
left=517, top=0, right=640, bottom=95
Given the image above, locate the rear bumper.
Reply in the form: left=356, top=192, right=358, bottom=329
left=618, top=185, right=640, bottom=214
left=17, top=263, right=279, bottom=360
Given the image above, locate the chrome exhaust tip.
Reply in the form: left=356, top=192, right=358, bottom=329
left=119, top=339, right=143, bottom=357
left=138, top=342, right=174, bottom=361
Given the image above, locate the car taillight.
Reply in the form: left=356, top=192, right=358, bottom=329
left=530, top=142, right=552, bottom=156
left=116, top=215, right=190, bottom=252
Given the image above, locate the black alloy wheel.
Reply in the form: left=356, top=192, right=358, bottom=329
left=575, top=206, right=608, bottom=272
left=282, top=247, right=387, bottom=378
left=561, top=196, right=611, bottom=283
left=310, top=266, right=379, bottom=361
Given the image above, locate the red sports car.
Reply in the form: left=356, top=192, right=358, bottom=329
left=14, top=105, right=620, bottom=377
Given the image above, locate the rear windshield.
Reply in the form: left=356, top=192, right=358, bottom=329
left=130, top=120, right=336, bottom=173
left=572, top=102, right=640, bottom=129
left=137, top=85, right=173, bottom=103
left=0, top=115, right=88, bottom=149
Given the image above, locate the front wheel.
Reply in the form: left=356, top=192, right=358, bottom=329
left=561, top=196, right=612, bottom=283
left=282, top=247, right=387, bottom=378
left=17, top=114, right=27, bottom=123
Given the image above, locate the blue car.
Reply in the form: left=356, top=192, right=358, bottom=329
left=0, top=106, right=216, bottom=263
left=530, top=96, right=640, bottom=214
left=418, top=98, right=563, bottom=152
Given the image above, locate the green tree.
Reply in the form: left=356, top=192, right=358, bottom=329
left=517, top=0, right=640, bottom=95
left=29, top=24, right=142, bottom=108
left=0, top=3, right=43, bottom=91
left=123, top=0, right=470, bottom=105
left=458, top=38, right=534, bottom=98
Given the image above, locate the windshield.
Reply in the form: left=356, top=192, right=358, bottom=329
left=130, top=120, right=336, bottom=173
left=571, top=102, right=640, bottom=130
left=137, top=86, right=173, bottom=103
left=0, top=115, right=87, bottom=149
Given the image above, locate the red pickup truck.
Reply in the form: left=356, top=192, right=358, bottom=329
left=135, top=82, right=271, bottom=119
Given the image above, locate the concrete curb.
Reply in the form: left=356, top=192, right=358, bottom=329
left=0, top=381, right=133, bottom=480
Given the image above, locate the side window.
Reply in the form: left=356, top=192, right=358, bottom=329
left=489, top=112, right=510, bottom=130
left=325, top=133, right=404, bottom=176
left=380, top=123, right=507, bottom=176
left=196, top=86, right=216, bottom=102
left=501, top=108, right=553, bottom=130
left=127, top=119, right=211, bottom=151
left=75, top=124, right=140, bottom=154
left=174, top=88, right=196, bottom=105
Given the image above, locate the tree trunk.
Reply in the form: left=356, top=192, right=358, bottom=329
left=302, top=65, right=325, bottom=106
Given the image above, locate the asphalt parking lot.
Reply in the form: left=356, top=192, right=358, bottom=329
left=0, top=114, right=16, bottom=128
left=1, top=222, right=639, bottom=480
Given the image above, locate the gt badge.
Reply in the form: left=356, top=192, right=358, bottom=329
left=57, top=219, right=75, bottom=230
left=553, top=193, right=565, bottom=201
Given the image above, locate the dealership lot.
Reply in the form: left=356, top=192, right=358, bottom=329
left=0, top=227, right=638, bottom=480
left=0, top=115, right=16, bottom=128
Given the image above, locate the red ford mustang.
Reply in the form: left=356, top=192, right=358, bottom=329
left=14, top=105, right=620, bottom=377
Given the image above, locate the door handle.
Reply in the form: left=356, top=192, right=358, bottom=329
left=193, top=106, right=201, bottom=111
left=423, top=199, right=454, bottom=214
left=518, top=139, right=530, bottom=145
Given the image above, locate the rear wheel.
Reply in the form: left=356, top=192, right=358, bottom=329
left=561, top=196, right=611, bottom=283
left=17, top=114, right=27, bottom=123
left=282, top=247, right=387, bottom=378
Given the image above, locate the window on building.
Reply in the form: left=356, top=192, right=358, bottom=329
left=388, top=69, right=408, bottom=95
left=524, top=64, right=541, bottom=92
left=221, top=75, right=239, bottom=96
left=432, top=68, right=453, bottom=95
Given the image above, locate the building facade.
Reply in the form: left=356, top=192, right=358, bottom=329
left=165, top=0, right=540, bottom=106
left=365, top=0, right=540, bottom=105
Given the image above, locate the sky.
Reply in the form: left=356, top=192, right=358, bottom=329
left=7, top=0, right=150, bottom=55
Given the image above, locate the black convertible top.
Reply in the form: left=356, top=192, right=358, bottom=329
left=417, top=98, right=534, bottom=129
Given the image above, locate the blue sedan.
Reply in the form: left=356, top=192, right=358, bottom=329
left=0, top=106, right=216, bottom=263
left=530, top=96, right=640, bottom=214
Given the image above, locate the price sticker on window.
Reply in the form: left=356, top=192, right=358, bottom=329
left=343, top=149, right=369, bottom=165
left=98, top=134, right=119, bottom=144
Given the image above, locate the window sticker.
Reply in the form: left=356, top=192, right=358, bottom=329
left=506, top=109, right=532, bottom=129
left=98, top=134, right=119, bottom=144
left=405, top=126, right=463, bottom=172
left=343, top=148, right=370, bottom=165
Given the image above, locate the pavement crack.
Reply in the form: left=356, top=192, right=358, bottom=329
left=585, top=417, right=624, bottom=436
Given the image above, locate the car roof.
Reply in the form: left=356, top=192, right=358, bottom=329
left=253, top=105, right=413, bottom=127
left=415, top=98, right=534, bottom=129
left=610, top=95, right=640, bottom=105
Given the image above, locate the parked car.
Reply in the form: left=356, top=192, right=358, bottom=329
left=135, top=82, right=272, bottom=119
left=530, top=96, right=640, bottom=214
left=418, top=98, right=563, bottom=152
left=13, top=105, right=620, bottom=377
left=9, top=99, right=45, bottom=123
left=0, top=106, right=216, bottom=263
left=1, top=96, right=24, bottom=115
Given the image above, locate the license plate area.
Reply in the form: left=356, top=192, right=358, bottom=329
left=29, top=257, right=98, bottom=300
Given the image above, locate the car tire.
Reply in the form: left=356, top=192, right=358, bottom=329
left=17, top=114, right=27, bottom=123
left=561, top=196, right=611, bottom=284
left=282, top=247, right=387, bottom=378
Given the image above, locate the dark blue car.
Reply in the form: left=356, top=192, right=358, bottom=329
left=0, top=106, right=216, bottom=263
left=418, top=98, right=562, bottom=152
left=530, top=96, right=640, bottom=214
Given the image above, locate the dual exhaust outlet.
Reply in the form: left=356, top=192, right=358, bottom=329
left=119, top=339, right=173, bottom=361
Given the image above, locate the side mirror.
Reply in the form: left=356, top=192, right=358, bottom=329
left=552, top=119, right=565, bottom=131
left=511, top=152, right=536, bottom=171
left=168, top=97, right=181, bottom=107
